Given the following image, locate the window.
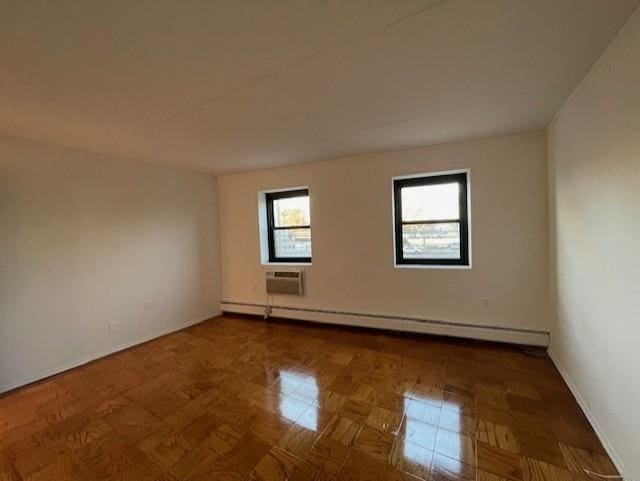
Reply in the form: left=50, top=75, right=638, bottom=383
left=265, top=189, right=312, bottom=263
left=393, top=171, right=469, bottom=266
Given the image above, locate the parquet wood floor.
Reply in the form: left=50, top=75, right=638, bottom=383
left=0, top=315, right=618, bottom=481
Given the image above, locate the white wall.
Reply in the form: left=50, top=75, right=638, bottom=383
left=219, top=132, right=549, bottom=340
left=547, top=9, right=640, bottom=479
left=0, top=136, right=222, bottom=392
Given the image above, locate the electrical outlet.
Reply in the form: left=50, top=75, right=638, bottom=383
left=108, top=321, right=118, bottom=333
left=144, top=299, right=152, bottom=310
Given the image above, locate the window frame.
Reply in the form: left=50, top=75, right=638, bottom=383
left=393, top=171, right=470, bottom=267
left=265, top=188, right=312, bottom=264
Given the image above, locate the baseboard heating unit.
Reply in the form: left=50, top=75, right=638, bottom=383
left=220, top=301, right=549, bottom=347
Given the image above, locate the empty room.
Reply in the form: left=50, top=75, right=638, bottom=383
left=1, top=1, right=639, bottom=480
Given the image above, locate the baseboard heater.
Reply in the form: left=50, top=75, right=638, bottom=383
left=220, top=301, right=549, bottom=347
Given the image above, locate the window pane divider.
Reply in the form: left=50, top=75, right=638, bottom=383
left=401, top=219, right=461, bottom=225
left=273, top=225, right=311, bottom=230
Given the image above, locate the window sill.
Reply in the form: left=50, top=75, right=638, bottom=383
left=394, top=263, right=472, bottom=270
left=262, top=262, right=312, bottom=267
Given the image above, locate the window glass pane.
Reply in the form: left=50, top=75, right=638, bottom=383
left=274, top=228, right=312, bottom=258
left=273, top=195, right=310, bottom=227
left=402, top=223, right=460, bottom=259
left=401, top=182, right=459, bottom=221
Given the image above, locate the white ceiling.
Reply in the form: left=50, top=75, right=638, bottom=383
left=1, top=0, right=638, bottom=174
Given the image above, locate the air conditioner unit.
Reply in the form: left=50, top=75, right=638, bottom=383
left=266, top=269, right=304, bottom=296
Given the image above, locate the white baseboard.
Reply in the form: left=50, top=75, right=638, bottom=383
left=221, top=301, right=549, bottom=347
left=548, top=349, right=629, bottom=480
left=0, top=311, right=221, bottom=395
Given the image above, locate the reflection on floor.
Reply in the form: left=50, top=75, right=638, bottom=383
left=0, top=315, right=619, bottom=481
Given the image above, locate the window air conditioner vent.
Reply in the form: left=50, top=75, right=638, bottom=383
left=266, top=269, right=304, bottom=295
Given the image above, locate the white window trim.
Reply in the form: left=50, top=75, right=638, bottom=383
left=391, top=168, right=472, bottom=270
left=257, top=186, right=312, bottom=266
